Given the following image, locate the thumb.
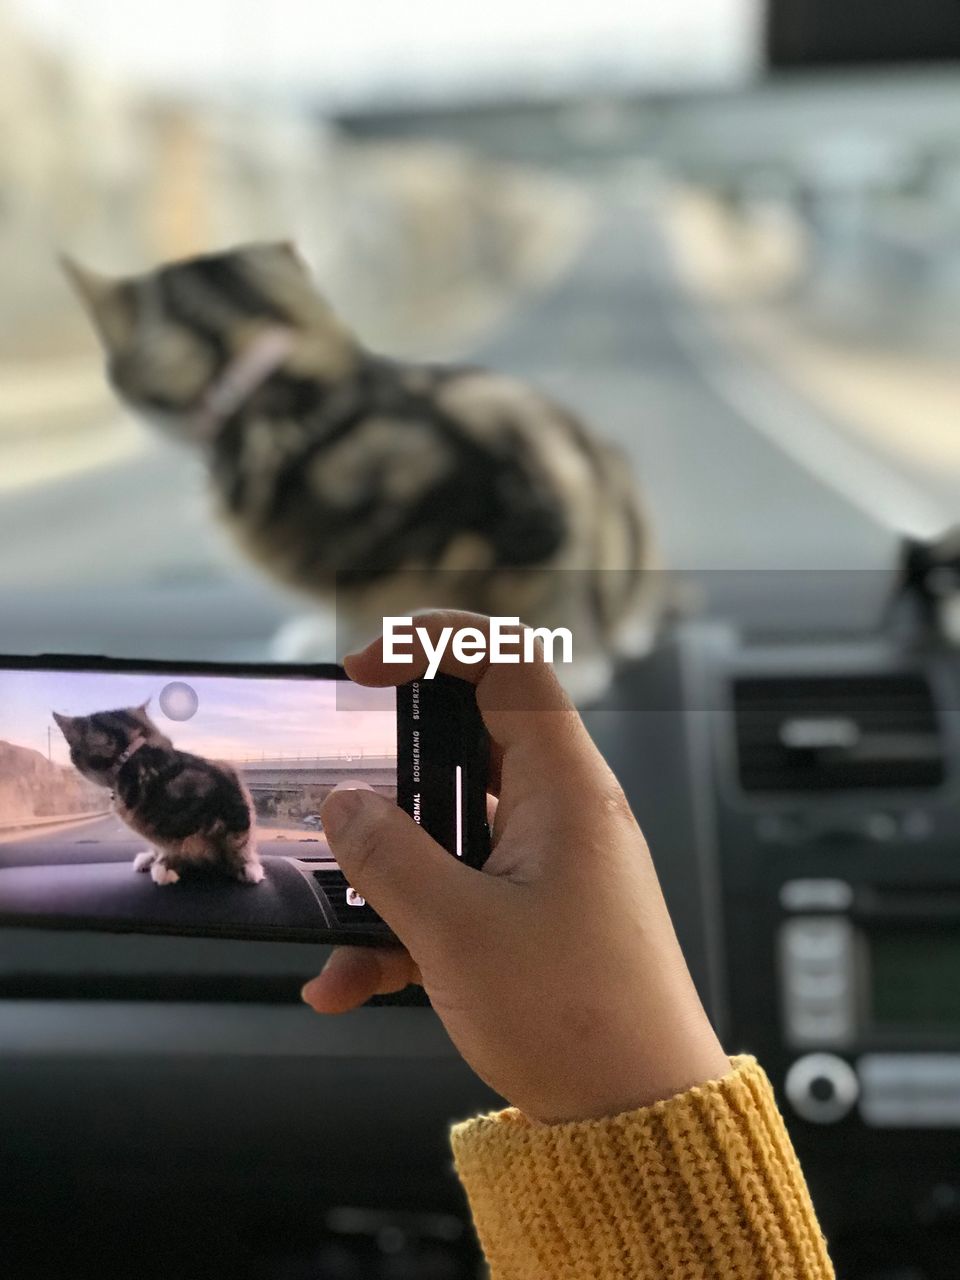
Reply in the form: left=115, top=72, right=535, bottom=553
left=320, top=788, right=479, bottom=946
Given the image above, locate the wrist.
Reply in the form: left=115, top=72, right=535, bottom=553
left=522, top=1017, right=731, bottom=1125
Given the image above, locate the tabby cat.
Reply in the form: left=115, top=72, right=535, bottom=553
left=53, top=704, right=263, bottom=886
left=63, top=243, right=658, bottom=695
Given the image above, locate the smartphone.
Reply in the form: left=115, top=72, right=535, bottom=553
left=0, top=655, right=489, bottom=944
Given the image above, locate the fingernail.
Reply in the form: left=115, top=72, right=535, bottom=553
left=301, top=952, right=335, bottom=1003
left=320, top=787, right=365, bottom=839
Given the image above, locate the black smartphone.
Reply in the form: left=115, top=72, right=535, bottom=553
left=0, top=655, right=489, bottom=944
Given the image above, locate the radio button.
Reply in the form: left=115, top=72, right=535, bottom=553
left=780, top=879, right=853, bottom=913
left=781, top=917, right=851, bottom=961
left=863, top=812, right=898, bottom=842
left=860, top=1055, right=960, bottom=1128
left=785, top=1011, right=854, bottom=1046
left=785, top=1054, right=859, bottom=1124
left=780, top=918, right=855, bottom=1047
left=902, top=810, right=933, bottom=841
left=787, top=972, right=849, bottom=1001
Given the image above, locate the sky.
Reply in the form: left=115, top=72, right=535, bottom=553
left=11, top=0, right=761, bottom=106
left=0, top=670, right=396, bottom=765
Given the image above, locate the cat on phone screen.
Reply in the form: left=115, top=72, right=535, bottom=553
left=53, top=703, right=263, bottom=887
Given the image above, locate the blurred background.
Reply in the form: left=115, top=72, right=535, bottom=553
left=4, top=4, right=960, bottom=1278
left=2, top=0, right=959, bottom=656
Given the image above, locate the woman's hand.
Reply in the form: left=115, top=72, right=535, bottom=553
left=302, top=612, right=729, bottom=1124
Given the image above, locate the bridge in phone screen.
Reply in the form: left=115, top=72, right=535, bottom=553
left=232, top=755, right=395, bottom=795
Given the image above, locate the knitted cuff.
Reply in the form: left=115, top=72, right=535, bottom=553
left=451, top=1056, right=834, bottom=1280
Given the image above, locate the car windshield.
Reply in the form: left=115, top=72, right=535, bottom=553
left=2, top=0, right=959, bottom=657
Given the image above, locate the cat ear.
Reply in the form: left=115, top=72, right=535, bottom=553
left=270, top=241, right=309, bottom=273
left=132, top=700, right=153, bottom=723
left=59, top=254, right=132, bottom=348
left=59, top=254, right=114, bottom=309
left=52, top=711, right=74, bottom=735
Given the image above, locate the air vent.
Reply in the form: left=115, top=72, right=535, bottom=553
left=734, top=675, right=945, bottom=792
left=311, top=869, right=382, bottom=926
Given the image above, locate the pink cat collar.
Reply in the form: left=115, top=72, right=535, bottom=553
left=194, top=327, right=295, bottom=441
left=115, top=735, right=147, bottom=770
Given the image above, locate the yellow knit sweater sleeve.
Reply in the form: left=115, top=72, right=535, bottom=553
left=451, top=1055, right=834, bottom=1280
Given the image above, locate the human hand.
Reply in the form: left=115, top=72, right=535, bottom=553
left=302, top=612, right=729, bottom=1124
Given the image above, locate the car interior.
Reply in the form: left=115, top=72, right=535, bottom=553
left=2, top=1, right=960, bottom=1277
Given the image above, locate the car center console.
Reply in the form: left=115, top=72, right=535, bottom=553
left=684, top=620, right=960, bottom=1273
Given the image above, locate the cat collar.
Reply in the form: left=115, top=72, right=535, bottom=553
left=194, top=326, right=296, bottom=441
left=115, top=735, right=147, bottom=771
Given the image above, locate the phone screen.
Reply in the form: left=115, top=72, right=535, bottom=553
left=0, top=662, right=404, bottom=941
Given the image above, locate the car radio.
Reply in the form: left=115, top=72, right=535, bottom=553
left=779, top=878, right=960, bottom=1126
left=709, top=650, right=960, bottom=1123
left=693, top=624, right=960, bottom=1255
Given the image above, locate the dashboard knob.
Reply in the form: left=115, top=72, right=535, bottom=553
left=785, top=1053, right=859, bottom=1124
